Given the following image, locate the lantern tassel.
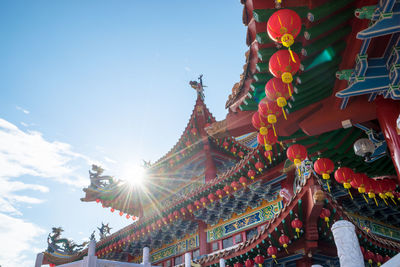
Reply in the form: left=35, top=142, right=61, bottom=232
left=274, top=258, right=278, bottom=264
left=284, top=247, right=289, bottom=254
left=326, top=181, right=331, bottom=192
left=391, top=197, right=397, bottom=205
left=374, top=196, right=379, bottom=207
left=272, top=124, right=277, bottom=136
left=287, top=84, right=292, bottom=97
left=347, top=189, right=353, bottom=200
left=288, top=47, right=296, bottom=63
left=282, top=107, right=287, bottom=120
left=362, top=194, right=369, bottom=204
left=382, top=197, right=388, bottom=206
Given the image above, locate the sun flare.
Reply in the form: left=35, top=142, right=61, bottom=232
left=119, top=163, right=146, bottom=187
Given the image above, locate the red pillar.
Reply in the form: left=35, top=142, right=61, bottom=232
left=376, top=98, right=400, bottom=183
left=198, top=221, right=209, bottom=256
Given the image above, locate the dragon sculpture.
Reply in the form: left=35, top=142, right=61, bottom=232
left=46, top=227, right=88, bottom=255
left=88, top=164, right=114, bottom=188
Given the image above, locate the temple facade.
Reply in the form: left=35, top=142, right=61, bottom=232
left=39, top=0, right=400, bottom=266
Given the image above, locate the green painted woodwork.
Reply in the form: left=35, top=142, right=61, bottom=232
left=301, top=42, right=345, bottom=70
left=355, top=5, right=377, bottom=20
left=294, top=75, right=336, bottom=95
left=287, top=88, right=332, bottom=113
left=304, top=9, right=353, bottom=40
left=302, top=27, right=351, bottom=57
left=252, top=7, right=308, bottom=23
left=307, top=0, right=354, bottom=22
left=253, top=72, right=273, bottom=82
left=297, top=57, right=341, bottom=84
left=256, top=62, right=269, bottom=73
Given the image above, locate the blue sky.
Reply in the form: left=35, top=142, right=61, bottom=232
left=0, top=1, right=247, bottom=266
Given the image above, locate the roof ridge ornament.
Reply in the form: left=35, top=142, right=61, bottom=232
left=190, top=74, right=206, bottom=100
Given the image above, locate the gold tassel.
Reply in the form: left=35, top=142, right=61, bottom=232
left=326, top=181, right=331, bottom=192
left=272, top=124, right=277, bottom=136
left=362, top=194, right=369, bottom=203
left=282, top=107, right=287, bottom=120
left=287, top=84, right=292, bottom=97
left=288, top=47, right=296, bottom=63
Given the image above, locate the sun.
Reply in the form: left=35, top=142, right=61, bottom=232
left=119, top=163, right=146, bottom=187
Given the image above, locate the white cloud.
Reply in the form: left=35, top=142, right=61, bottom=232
left=184, top=66, right=191, bottom=72
left=0, top=118, right=97, bottom=267
left=0, top=213, right=45, bottom=267
left=104, top=156, right=117, bottom=164
left=20, top=121, right=28, bottom=127
left=16, top=106, right=30, bottom=114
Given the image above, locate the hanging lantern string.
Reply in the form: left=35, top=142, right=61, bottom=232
left=287, top=84, right=292, bottom=96
left=348, top=189, right=353, bottom=200
left=362, top=194, right=369, bottom=203
left=326, top=181, right=330, bottom=192
left=281, top=107, right=287, bottom=120
left=391, top=197, right=397, bottom=205
left=288, top=47, right=296, bottom=63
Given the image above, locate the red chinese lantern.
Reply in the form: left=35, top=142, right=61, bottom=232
left=191, top=128, right=197, bottom=136
left=252, top=111, right=270, bottom=130
left=223, top=141, right=229, bottom=149
left=291, top=218, right=303, bottom=237
left=238, top=151, right=245, bottom=158
left=265, top=77, right=292, bottom=118
left=231, top=147, right=237, bottom=154
left=365, top=178, right=379, bottom=206
left=267, top=9, right=302, bottom=62
left=257, top=128, right=278, bottom=163
left=384, top=179, right=397, bottom=200
left=376, top=254, right=384, bottom=266
left=365, top=250, right=375, bottom=265
left=258, top=98, right=281, bottom=136
left=334, top=167, right=354, bottom=199
left=234, top=263, right=243, bottom=267
left=248, top=169, right=256, bottom=180
left=168, top=213, right=174, bottom=222
left=286, top=144, right=307, bottom=166
left=50, top=264, right=56, bottom=267
left=231, top=181, right=240, bottom=191
left=180, top=207, right=187, bottom=216
left=185, top=141, right=191, bottom=147
left=376, top=180, right=389, bottom=205
left=95, top=198, right=100, bottom=203
left=269, top=49, right=300, bottom=86
left=239, top=176, right=248, bottom=187
left=141, top=228, right=146, bottom=236
left=157, top=219, right=162, bottom=227
left=216, top=189, right=225, bottom=198
left=110, top=208, right=115, bottom=213
left=173, top=210, right=180, bottom=219
left=314, top=158, right=335, bottom=192
left=126, top=214, right=130, bottom=219
left=350, top=173, right=369, bottom=203
left=279, top=234, right=290, bottom=253
left=208, top=193, right=217, bottom=203
left=254, top=255, right=265, bottom=267
left=119, top=211, right=124, bottom=216
left=151, top=222, right=156, bottom=230
left=224, top=185, right=232, bottom=195
left=320, top=208, right=331, bottom=227
left=187, top=204, right=194, bottom=213
left=200, top=197, right=209, bottom=207
left=384, top=255, right=391, bottom=263
left=245, top=258, right=254, bottom=267
left=255, top=161, right=264, bottom=171
left=264, top=150, right=273, bottom=163
left=194, top=200, right=201, bottom=210
left=267, top=245, right=278, bottom=263
left=146, top=225, right=151, bottom=233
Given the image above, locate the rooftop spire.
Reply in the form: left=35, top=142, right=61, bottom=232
left=189, top=74, right=206, bottom=100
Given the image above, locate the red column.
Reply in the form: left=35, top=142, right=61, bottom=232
left=198, top=221, right=209, bottom=255
left=376, top=98, right=400, bottom=183
left=204, top=144, right=217, bottom=183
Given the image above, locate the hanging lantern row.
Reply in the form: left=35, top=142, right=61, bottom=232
left=361, top=246, right=392, bottom=266
left=218, top=138, right=247, bottom=158
left=313, top=156, right=398, bottom=206
left=95, top=199, right=138, bottom=221
left=226, top=217, right=304, bottom=266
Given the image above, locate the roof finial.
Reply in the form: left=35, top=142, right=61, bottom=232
left=189, top=74, right=206, bottom=100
